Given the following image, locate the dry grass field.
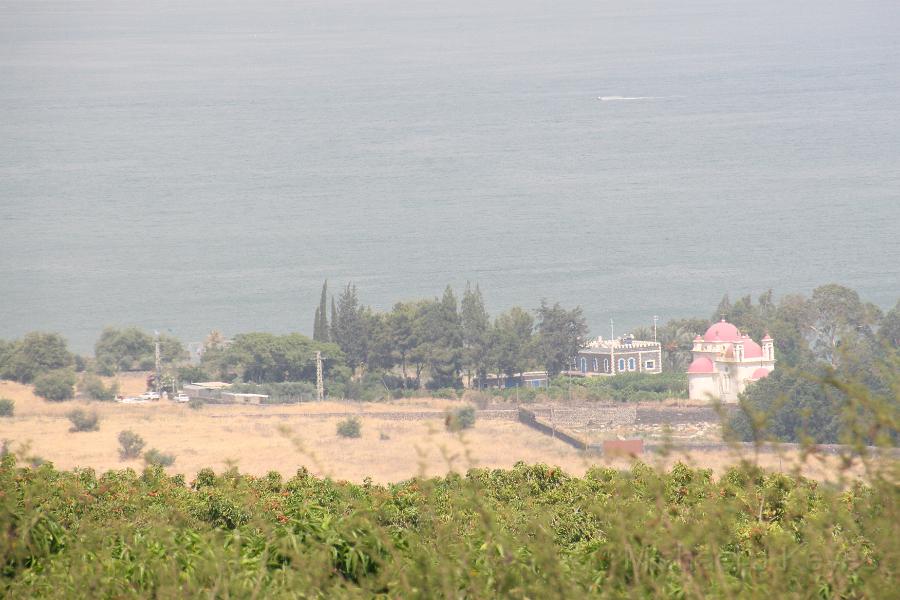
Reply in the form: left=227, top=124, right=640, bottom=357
left=0, top=376, right=873, bottom=484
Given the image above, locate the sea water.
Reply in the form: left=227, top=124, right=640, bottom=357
left=1, top=0, right=899, bottom=351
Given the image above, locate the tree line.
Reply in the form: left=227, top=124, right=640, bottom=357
left=1, top=282, right=897, bottom=422
left=308, top=281, right=588, bottom=389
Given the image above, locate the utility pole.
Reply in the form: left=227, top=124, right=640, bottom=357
left=315, top=351, right=324, bottom=402
left=653, top=315, right=659, bottom=343
left=610, top=318, right=615, bottom=341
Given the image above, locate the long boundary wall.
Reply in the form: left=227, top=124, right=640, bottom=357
left=518, top=407, right=589, bottom=450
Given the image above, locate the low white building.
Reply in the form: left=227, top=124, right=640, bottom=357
left=687, top=320, right=775, bottom=403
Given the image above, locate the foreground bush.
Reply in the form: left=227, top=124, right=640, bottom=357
left=445, top=405, right=476, bottom=431
left=336, top=416, right=361, bottom=438
left=0, top=459, right=894, bottom=598
left=117, top=430, right=145, bottom=459
left=0, top=398, right=13, bottom=417
left=66, top=409, right=99, bottom=432
left=33, top=369, right=76, bottom=401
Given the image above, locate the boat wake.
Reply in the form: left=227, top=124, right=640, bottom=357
left=598, top=95, right=678, bottom=101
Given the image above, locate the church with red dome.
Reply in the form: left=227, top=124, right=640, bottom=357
left=687, top=320, right=775, bottom=402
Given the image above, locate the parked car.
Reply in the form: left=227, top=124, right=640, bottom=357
left=139, top=391, right=161, bottom=401
left=173, top=393, right=190, bottom=403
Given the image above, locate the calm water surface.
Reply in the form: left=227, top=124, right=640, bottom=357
left=2, top=0, right=899, bottom=351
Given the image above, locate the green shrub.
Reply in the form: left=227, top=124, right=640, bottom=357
left=337, top=416, right=362, bottom=438
left=193, top=467, right=218, bottom=489
left=144, top=448, right=176, bottom=467
left=33, top=369, right=77, bottom=401
left=550, top=372, right=688, bottom=403
left=79, top=373, right=118, bottom=401
left=188, top=398, right=204, bottom=410
left=0, top=398, right=13, bottom=417
left=117, top=430, right=145, bottom=459
left=67, top=409, right=99, bottom=432
left=445, top=405, right=476, bottom=432
left=431, top=387, right=457, bottom=399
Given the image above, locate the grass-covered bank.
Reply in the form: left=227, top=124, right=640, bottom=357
left=1, top=458, right=895, bottom=598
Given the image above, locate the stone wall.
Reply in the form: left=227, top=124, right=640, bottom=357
left=527, top=404, right=638, bottom=428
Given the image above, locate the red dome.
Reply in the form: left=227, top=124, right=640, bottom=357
left=703, top=320, right=742, bottom=342
left=743, top=339, right=763, bottom=358
left=687, top=357, right=715, bottom=374
left=750, top=367, right=771, bottom=380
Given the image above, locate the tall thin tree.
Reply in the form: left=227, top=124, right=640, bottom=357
left=313, top=280, right=329, bottom=342
left=461, top=282, right=491, bottom=387
left=330, top=297, right=338, bottom=342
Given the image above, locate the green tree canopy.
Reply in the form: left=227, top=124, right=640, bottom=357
left=332, top=284, right=368, bottom=370
left=658, top=318, right=709, bottom=372
left=385, top=301, right=429, bottom=385
left=491, top=307, right=534, bottom=381
left=94, top=327, right=185, bottom=374
left=1, top=332, right=74, bottom=383
left=95, top=327, right=154, bottom=373
left=807, top=284, right=882, bottom=367
left=534, top=301, right=588, bottom=377
left=418, top=287, right=464, bottom=388
left=460, top=282, right=492, bottom=384
left=877, top=300, right=900, bottom=350
left=215, top=332, right=343, bottom=383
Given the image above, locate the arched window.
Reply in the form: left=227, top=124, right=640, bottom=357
left=628, top=358, right=636, bottom=371
left=603, top=359, right=610, bottom=372
left=593, top=358, right=599, bottom=371
left=580, top=357, right=587, bottom=373
left=617, top=358, right=626, bottom=371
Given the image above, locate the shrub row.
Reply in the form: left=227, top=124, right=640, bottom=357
left=0, top=459, right=894, bottom=598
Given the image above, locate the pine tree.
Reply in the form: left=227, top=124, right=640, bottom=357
left=461, top=282, right=491, bottom=386
left=535, top=300, right=588, bottom=377
left=333, top=284, right=368, bottom=369
left=423, top=286, right=463, bottom=387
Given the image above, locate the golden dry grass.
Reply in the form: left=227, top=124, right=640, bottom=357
left=0, top=377, right=874, bottom=484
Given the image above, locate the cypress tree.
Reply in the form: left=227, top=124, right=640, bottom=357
left=313, top=306, right=322, bottom=341
left=314, top=281, right=329, bottom=342
left=330, top=297, right=338, bottom=341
